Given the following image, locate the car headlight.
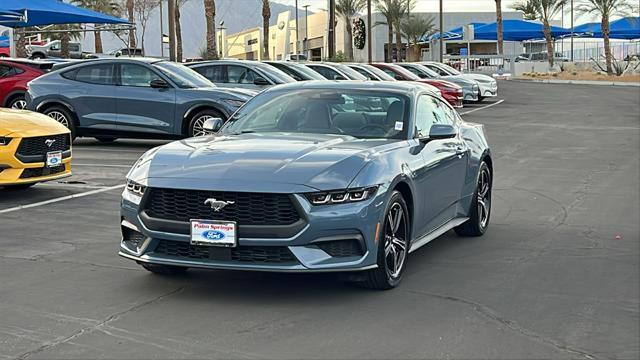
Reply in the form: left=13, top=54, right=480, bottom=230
left=122, top=179, right=146, bottom=205
left=0, top=137, right=10, bottom=146
left=305, top=186, right=378, bottom=205
left=222, top=99, right=246, bottom=108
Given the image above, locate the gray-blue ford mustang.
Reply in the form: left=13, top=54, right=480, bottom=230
left=120, top=81, right=492, bottom=289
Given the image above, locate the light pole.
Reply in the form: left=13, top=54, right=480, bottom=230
left=218, top=21, right=226, bottom=58
left=439, top=0, right=443, bottom=62
left=159, top=0, right=164, bottom=58
left=303, top=4, right=310, bottom=59
left=328, top=0, right=335, bottom=59
left=367, top=0, right=372, bottom=63
left=570, top=0, right=574, bottom=61
left=295, top=0, right=299, bottom=54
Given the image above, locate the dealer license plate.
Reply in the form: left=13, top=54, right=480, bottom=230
left=190, top=220, right=237, bottom=247
left=46, top=151, right=63, bottom=168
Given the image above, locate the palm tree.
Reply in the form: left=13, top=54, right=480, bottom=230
left=512, top=0, right=539, bottom=20
left=335, top=0, right=366, bottom=61
left=175, top=0, right=186, bottom=62
left=576, top=0, right=635, bottom=75
left=204, top=0, right=218, bottom=59
left=512, top=0, right=568, bottom=67
left=495, top=0, right=503, bottom=55
left=71, top=0, right=121, bottom=53
left=262, top=0, right=271, bottom=60
left=394, top=0, right=414, bottom=62
left=400, top=15, right=435, bottom=61
left=375, top=0, right=402, bottom=62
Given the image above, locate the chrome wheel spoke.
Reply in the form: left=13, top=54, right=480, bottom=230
left=384, top=202, right=407, bottom=279
left=11, top=100, right=27, bottom=109
left=192, top=115, right=213, bottom=137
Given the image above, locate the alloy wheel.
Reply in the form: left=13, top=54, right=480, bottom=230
left=477, top=167, right=491, bottom=229
left=384, top=202, right=408, bottom=279
left=46, top=111, right=70, bottom=128
left=10, top=99, right=27, bottom=110
left=191, top=115, right=214, bottom=137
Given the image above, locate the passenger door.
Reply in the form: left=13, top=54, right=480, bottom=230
left=115, top=63, right=176, bottom=135
left=414, top=95, right=468, bottom=235
left=63, top=63, right=117, bottom=130
left=191, top=64, right=226, bottom=86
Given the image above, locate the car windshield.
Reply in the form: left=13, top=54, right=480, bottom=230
left=153, top=61, right=214, bottom=88
left=437, top=63, right=461, bottom=75
left=254, top=63, right=296, bottom=83
left=289, top=63, right=326, bottom=80
left=389, top=65, right=421, bottom=81
left=362, top=65, right=396, bottom=81
left=222, top=89, right=409, bottom=140
left=327, top=64, right=368, bottom=80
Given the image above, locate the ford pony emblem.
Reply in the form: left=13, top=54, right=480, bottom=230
left=204, top=198, right=235, bottom=212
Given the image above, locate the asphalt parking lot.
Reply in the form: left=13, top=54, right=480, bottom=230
left=1, top=80, right=638, bottom=360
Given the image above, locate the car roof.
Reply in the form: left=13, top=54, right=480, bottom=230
left=51, top=57, right=166, bottom=71
left=266, top=80, right=431, bottom=95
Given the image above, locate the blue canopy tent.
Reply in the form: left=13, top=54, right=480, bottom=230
left=473, top=20, right=571, bottom=41
left=573, top=17, right=639, bottom=40
left=427, top=23, right=487, bottom=41
left=0, top=0, right=129, bottom=28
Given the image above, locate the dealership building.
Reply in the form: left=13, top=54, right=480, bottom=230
left=219, top=10, right=524, bottom=62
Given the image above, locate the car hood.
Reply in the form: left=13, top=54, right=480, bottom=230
left=133, top=133, right=402, bottom=192
left=441, top=75, right=477, bottom=86
left=0, top=109, right=69, bottom=137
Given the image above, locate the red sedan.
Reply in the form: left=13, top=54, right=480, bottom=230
left=371, top=63, right=464, bottom=108
left=0, top=59, right=52, bottom=109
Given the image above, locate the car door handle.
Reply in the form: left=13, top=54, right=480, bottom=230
left=455, top=146, right=466, bottom=157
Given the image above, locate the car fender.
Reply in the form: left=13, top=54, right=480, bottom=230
left=2, top=89, right=27, bottom=107
left=182, top=101, right=230, bottom=121
left=34, top=97, right=76, bottom=114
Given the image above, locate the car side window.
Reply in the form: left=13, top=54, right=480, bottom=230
left=404, top=66, right=421, bottom=76
left=379, top=68, right=397, bottom=79
left=415, top=95, right=455, bottom=138
left=194, top=65, right=225, bottom=82
left=74, top=64, right=114, bottom=85
left=120, top=64, right=161, bottom=87
left=309, top=66, right=339, bottom=80
left=351, top=67, right=375, bottom=80
left=427, top=65, right=446, bottom=76
left=227, top=65, right=261, bottom=84
left=0, top=64, right=13, bottom=77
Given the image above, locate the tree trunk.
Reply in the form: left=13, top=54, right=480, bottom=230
left=204, top=0, right=218, bottom=60
left=543, top=19, right=554, bottom=68
left=395, top=24, right=402, bottom=62
left=387, top=26, right=393, bottom=62
left=345, top=18, right=354, bottom=61
left=61, top=27, right=70, bottom=58
left=495, top=0, right=503, bottom=55
left=262, top=0, right=271, bottom=60
left=94, top=31, right=103, bottom=53
left=602, top=17, right=613, bottom=75
left=15, top=29, right=28, bottom=58
left=176, top=3, right=183, bottom=62
left=126, top=0, right=135, bottom=48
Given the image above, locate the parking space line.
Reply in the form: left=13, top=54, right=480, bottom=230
left=459, top=99, right=504, bottom=116
left=0, top=184, right=125, bottom=215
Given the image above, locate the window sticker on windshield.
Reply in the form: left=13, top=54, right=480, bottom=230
left=395, top=121, right=403, bottom=131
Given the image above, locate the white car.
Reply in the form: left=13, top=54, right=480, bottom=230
left=421, top=61, right=498, bottom=101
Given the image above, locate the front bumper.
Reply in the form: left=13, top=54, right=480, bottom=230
left=478, top=82, right=498, bottom=97
left=119, top=188, right=387, bottom=272
left=0, top=136, right=72, bottom=186
left=462, top=87, right=479, bottom=102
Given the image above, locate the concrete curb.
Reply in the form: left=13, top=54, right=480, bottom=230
left=510, top=78, right=640, bottom=87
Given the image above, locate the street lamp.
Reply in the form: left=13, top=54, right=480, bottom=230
left=219, top=20, right=225, bottom=58
left=303, top=4, right=310, bottom=59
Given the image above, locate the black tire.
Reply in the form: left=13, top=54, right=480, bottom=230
left=455, top=161, right=492, bottom=237
left=361, top=190, right=410, bottom=290
left=7, top=95, right=27, bottom=110
left=95, top=137, right=117, bottom=143
left=140, top=263, right=189, bottom=275
left=187, top=109, right=223, bottom=137
left=43, top=105, right=77, bottom=140
left=31, top=53, right=46, bottom=60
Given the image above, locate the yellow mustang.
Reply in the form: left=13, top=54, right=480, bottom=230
left=0, top=109, right=72, bottom=189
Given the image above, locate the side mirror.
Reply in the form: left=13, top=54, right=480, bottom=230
left=253, top=77, right=270, bottom=86
left=150, top=79, right=169, bottom=89
left=333, top=74, right=347, bottom=80
left=428, top=124, right=457, bottom=140
left=202, top=117, right=224, bottom=134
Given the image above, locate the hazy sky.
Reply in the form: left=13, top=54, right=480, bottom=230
left=272, top=0, right=522, bottom=13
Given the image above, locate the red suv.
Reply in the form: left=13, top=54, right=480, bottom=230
left=1, top=59, right=52, bottom=109
left=371, top=63, right=464, bottom=108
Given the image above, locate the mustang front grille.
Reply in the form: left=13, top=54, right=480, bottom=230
left=153, top=240, right=297, bottom=264
left=16, top=134, right=71, bottom=163
left=20, top=165, right=66, bottom=179
left=142, top=188, right=301, bottom=225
